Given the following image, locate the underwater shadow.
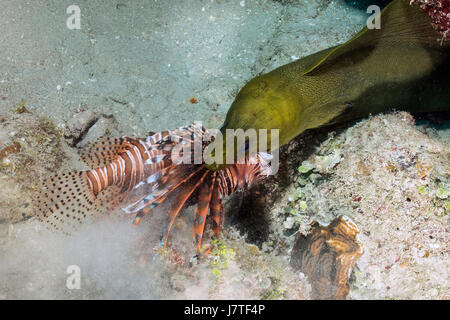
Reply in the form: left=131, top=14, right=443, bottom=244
left=227, top=122, right=349, bottom=247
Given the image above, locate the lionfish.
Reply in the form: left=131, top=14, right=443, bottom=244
left=35, top=123, right=272, bottom=253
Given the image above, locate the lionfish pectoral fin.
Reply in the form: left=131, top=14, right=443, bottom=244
left=122, top=188, right=161, bottom=215
left=132, top=211, right=144, bottom=226
left=163, top=170, right=209, bottom=249
left=121, top=165, right=198, bottom=218
left=193, top=173, right=216, bottom=253
left=132, top=206, right=153, bottom=226
left=210, top=180, right=225, bottom=237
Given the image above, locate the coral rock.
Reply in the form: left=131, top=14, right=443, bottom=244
left=76, top=115, right=118, bottom=148
left=290, top=216, right=363, bottom=300
left=64, top=110, right=98, bottom=146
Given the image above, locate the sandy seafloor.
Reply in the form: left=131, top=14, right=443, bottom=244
left=0, top=0, right=369, bottom=133
left=0, top=0, right=448, bottom=299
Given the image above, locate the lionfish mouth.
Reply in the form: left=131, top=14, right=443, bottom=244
left=36, top=123, right=272, bottom=254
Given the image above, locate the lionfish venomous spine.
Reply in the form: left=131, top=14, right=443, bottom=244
left=35, top=123, right=272, bottom=253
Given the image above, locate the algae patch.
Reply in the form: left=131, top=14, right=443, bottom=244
left=0, top=112, right=72, bottom=223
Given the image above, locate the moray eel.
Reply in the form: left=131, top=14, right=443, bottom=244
left=207, top=0, right=450, bottom=169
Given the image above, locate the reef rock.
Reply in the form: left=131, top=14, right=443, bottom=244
left=290, top=216, right=363, bottom=300
left=64, top=110, right=98, bottom=146
left=0, top=113, right=74, bottom=224
left=238, top=111, right=449, bottom=300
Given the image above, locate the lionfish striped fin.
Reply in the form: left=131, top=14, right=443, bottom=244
left=121, top=166, right=176, bottom=215
left=163, top=169, right=209, bottom=248
left=122, top=163, right=199, bottom=214
left=210, top=178, right=225, bottom=237
left=121, top=121, right=211, bottom=216
left=193, top=172, right=216, bottom=252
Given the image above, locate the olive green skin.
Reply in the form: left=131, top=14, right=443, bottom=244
left=206, top=0, right=450, bottom=170
left=225, top=43, right=450, bottom=149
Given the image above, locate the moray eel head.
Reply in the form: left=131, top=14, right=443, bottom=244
left=205, top=73, right=300, bottom=171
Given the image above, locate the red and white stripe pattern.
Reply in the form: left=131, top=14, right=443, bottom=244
left=82, top=131, right=180, bottom=196
left=36, top=123, right=272, bottom=254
